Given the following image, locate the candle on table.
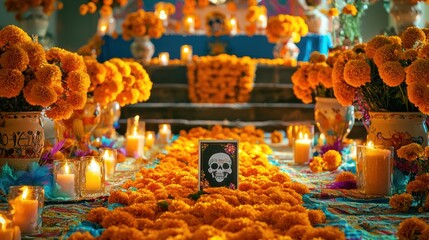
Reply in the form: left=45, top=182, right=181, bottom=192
left=294, top=133, right=312, bottom=164
left=56, top=163, right=75, bottom=197
left=126, top=115, right=145, bottom=157
left=256, top=14, right=267, bottom=29
left=363, top=143, right=393, bottom=196
left=85, top=159, right=102, bottom=191
left=229, top=17, right=238, bottom=36
left=158, top=124, right=171, bottom=144
left=185, top=16, right=195, bottom=34
left=101, top=148, right=117, bottom=179
left=157, top=9, right=168, bottom=27
left=181, top=45, right=193, bottom=63
left=317, top=133, right=326, bottom=147
left=10, top=186, right=39, bottom=234
left=0, top=214, right=20, bottom=240
left=145, top=131, right=155, bottom=149
left=159, top=52, right=169, bottom=66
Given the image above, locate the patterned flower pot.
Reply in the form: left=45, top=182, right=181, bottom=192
left=0, top=112, right=45, bottom=170
left=131, top=36, right=155, bottom=64
left=19, top=6, right=50, bottom=37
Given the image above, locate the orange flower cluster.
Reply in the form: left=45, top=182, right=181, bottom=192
left=390, top=174, right=429, bottom=212
left=79, top=0, right=128, bottom=17
left=0, top=25, right=90, bottom=120
left=77, top=35, right=105, bottom=58
left=265, top=14, right=308, bottom=44
left=84, top=57, right=152, bottom=107
left=245, top=5, right=267, bottom=36
left=270, top=130, right=284, bottom=144
left=291, top=51, right=339, bottom=104
left=342, top=4, right=358, bottom=16
left=332, top=26, right=429, bottom=114
left=154, top=2, right=176, bottom=16
left=5, top=0, right=63, bottom=20
left=396, top=217, right=429, bottom=240
left=187, top=54, right=256, bottom=103
left=253, top=58, right=297, bottom=67
left=121, top=9, right=165, bottom=41
left=71, top=125, right=346, bottom=240
left=309, top=150, right=342, bottom=172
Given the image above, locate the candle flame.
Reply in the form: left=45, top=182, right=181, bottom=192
left=158, top=10, right=167, bottom=20
left=304, top=133, right=309, bottom=140
left=65, top=163, right=70, bottom=175
left=103, top=150, right=110, bottom=159
left=89, top=159, right=100, bottom=172
left=367, top=141, right=374, bottom=147
left=230, top=18, right=236, bottom=25
left=319, top=133, right=325, bottom=140
left=147, top=132, right=154, bottom=140
left=183, top=46, right=189, bottom=53
left=133, top=115, right=140, bottom=135
left=0, top=215, right=6, bottom=231
left=21, top=186, right=28, bottom=200
left=100, top=24, right=107, bottom=32
left=258, top=14, right=266, bottom=21
left=162, top=124, right=169, bottom=131
left=298, top=132, right=303, bottom=139
left=186, top=17, right=193, bottom=23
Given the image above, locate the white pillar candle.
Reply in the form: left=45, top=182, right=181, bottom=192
left=56, top=163, right=75, bottom=197
left=10, top=187, right=38, bottom=234
left=126, top=133, right=145, bottom=157
left=158, top=124, right=171, bottom=144
left=101, top=148, right=117, bottom=179
left=159, top=52, right=169, bottom=66
left=181, top=45, right=193, bottom=63
left=294, top=133, right=312, bottom=164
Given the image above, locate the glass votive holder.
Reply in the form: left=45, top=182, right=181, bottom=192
left=53, top=159, right=80, bottom=199
left=145, top=131, right=155, bottom=149
left=100, top=148, right=117, bottom=180
left=158, top=123, right=171, bottom=145
left=0, top=210, right=21, bottom=240
left=126, top=116, right=145, bottom=158
left=287, top=124, right=315, bottom=147
left=357, top=144, right=394, bottom=196
left=8, top=185, right=44, bottom=235
left=80, top=156, right=105, bottom=198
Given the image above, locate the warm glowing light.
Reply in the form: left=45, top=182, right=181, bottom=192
left=158, top=9, right=167, bottom=20
left=89, top=159, right=100, bottom=172
left=162, top=124, right=169, bottom=132
left=21, top=186, right=28, bottom=200
left=0, top=215, right=6, bottom=231
left=367, top=141, right=374, bottom=147
left=64, top=163, right=70, bottom=175
left=230, top=18, right=236, bottom=25
left=183, top=47, right=189, bottom=53
left=100, top=24, right=107, bottom=32
left=186, top=16, right=193, bottom=24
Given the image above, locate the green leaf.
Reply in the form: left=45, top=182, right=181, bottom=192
left=187, top=190, right=207, bottom=201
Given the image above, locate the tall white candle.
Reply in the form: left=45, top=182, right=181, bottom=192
left=56, top=163, right=75, bottom=197
left=101, top=149, right=116, bottom=179
left=181, top=45, right=193, bottom=63
left=294, top=133, right=312, bottom=164
left=158, top=124, right=171, bottom=144
left=159, top=52, right=169, bottom=66
left=10, top=187, right=38, bottom=234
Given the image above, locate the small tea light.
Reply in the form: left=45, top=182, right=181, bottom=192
left=229, top=17, right=238, bottom=36
left=0, top=212, right=20, bottom=240
left=185, top=16, right=195, bottom=34
left=126, top=115, right=145, bottom=157
left=181, top=45, right=193, bottom=63
left=100, top=148, right=117, bottom=180
left=317, top=133, right=326, bottom=147
left=294, top=132, right=312, bottom=164
left=80, top=156, right=105, bottom=198
left=54, top=159, right=79, bottom=198
left=159, top=52, right=170, bottom=66
left=145, top=131, right=155, bottom=149
left=8, top=185, right=44, bottom=235
left=256, top=14, right=267, bottom=29
left=157, top=9, right=168, bottom=27
left=158, top=124, right=171, bottom=145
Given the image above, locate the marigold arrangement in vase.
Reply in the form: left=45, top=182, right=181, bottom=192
left=266, top=14, right=308, bottom=61
left=122, top=9, right=165, bottom=63
left=332, top=26, right=429, bottom=192
left=0, top=25, right=90, bottom=170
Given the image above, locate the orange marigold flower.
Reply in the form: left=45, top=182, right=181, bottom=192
left=343, top=59, right=371, bottom=88
left=86, top=207, right=110, bottom=223
left=424, top=195, right=429, bottom=211
left=101, top=210, right=138, bottom=229
left=66, top=70, right=91, bottom=92
left=365, top=35, right=392, bottom=59
left=401, top=26, right=426, bottom=49
left=406, top=59, right=429, bottom=85
left=67, top=91, right=87, bottom=109
left=35, top=64, right=62, bottom=85
left=289, top=182, right=310, bottom=195
left=0, top=45, right=29, bottom=71
left=302, top=226, right=346, bottom=240
left=373, top=44, right=399, bottom=67
left=389, top=193, right=413, bottom=212
left=68, top=231, right=95, bottom=240
left=417, top=43, right=429, bottom=59
left=333, top=78, right=356, bottom=106
left=378, top=61, right=406, bottom=87
left=397, top=217, right=427, bottom=240
left=323, top=150, right=342, bottom=171
left=45, top=99, right=74, bottom=120
left=46, top=47, right=67, bottom=62
left=342, top=4, right=358, bottom=16
left=335, top=171, right=357, bottom=182
left=0, top=25, right=31, bottom=48
left=87, top=2, right=97, bottom=14
left=98, top=225, right=145, bottom=240
left=0, top=68, right=24, bottom=98
left=307, top=209, right=326, bottom=225
left=100, top=5, right=112, bottom=17
left=286, top=225, right=313, bottom=240
left=20, top=41, right=46, bottom=70
left=406, top=180, right=428, bottom=194
left=274, top=212, right=311, bottom=231
left=79, top=4, right=89, bottom=15
left=108, top=190, right=130, bottom=205
left=397, top=143, right=423, bottom=161
left=309, top=156, right=324, bottom=173
left=401, top=49, right=418, bottom=62
left=61, top=52, right=86, bottom=72
left=270, top=130, right=283, bottom=144
left=29, top=82, right=58, bottom=107
left=327, top=8, right=339, bottom=17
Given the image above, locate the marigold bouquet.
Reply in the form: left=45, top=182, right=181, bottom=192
left=266, top=14, right=309, bottom=44
left=291, top=51, right=340, bottom=104
left=0, top=25, right=90, bottom=120
left=79, top=0, right=128, bottom=17
left=5, top=0, right=63, bottom=20
left=332, top=26, right=429, bottom=116
left=121, top=9, right=165, bottom=41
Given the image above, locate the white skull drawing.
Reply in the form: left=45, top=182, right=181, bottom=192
left=208, top=153, right=232, bottom=183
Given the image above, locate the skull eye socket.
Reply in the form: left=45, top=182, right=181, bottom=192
left=211, top=163, right=219, bottom=169
left=222, top=163, right=230, bottom=169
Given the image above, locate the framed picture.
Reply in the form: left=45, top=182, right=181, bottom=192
left=198, top=140, right=239, bottom=190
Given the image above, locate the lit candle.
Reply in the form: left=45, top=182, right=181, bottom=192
left=0, top=214, right=20, bottom=240
left=256, top=14, right=267, bottom=29
left=97, top=18, right=109, bottom=36
left=85, top=159, right=102, bottom=191
left=229, top=17, right=238, bottom=36
left=101, top=148, right=117, bottom=179
left=56, top=163, right=75, bottom=197
left=157, top=9, right=168, bottom=27
left=10, top=186, right=38, bottom=234
left=317, top=133, right=326, bottom=147
left=158, top=124, right=171, bottom=145
left=294, top=133, right=312, bottom=164
left=145, top=131, right=155, bottom=149
left=126, top=115, right=145, bottom=157
left=363, top=142, right=392, bottom=196
left=181, top=45, right=193, bottom=63
left=159, top=52, right=170, bottom=66
left=185, top=16, right=195, bottom=34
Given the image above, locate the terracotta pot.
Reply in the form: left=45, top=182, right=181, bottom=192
left=0, top=112, right=45, bottom=170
